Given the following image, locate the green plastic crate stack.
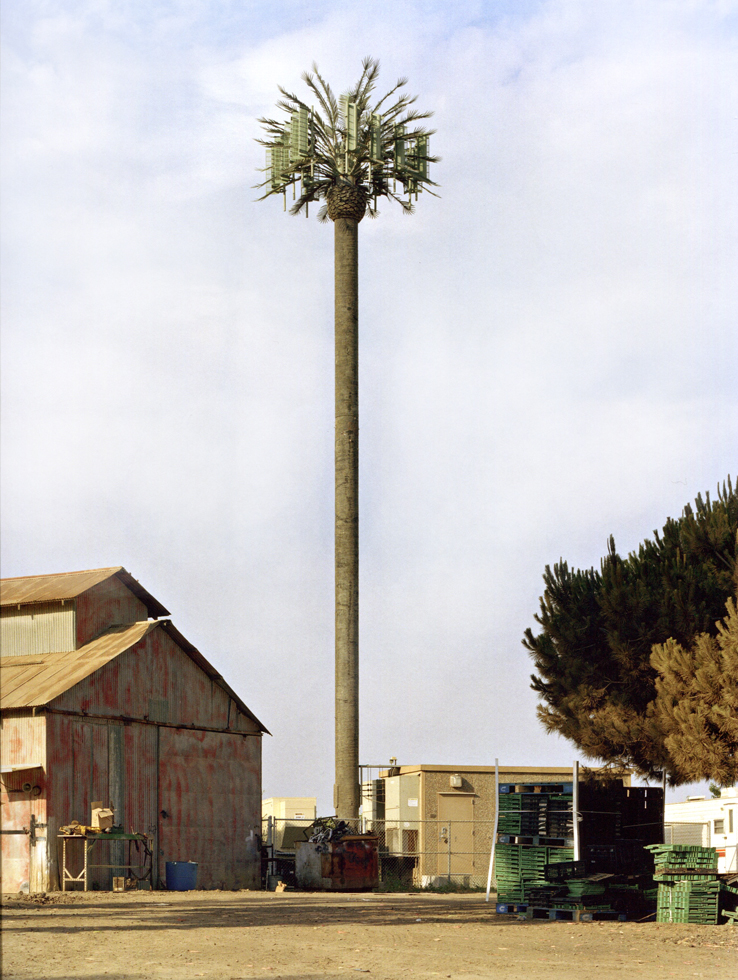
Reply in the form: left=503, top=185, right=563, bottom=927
left=497, top=795, right=523, bottom=835
left=656, top=880, right=720, bottom=924
left=645, top=844, right=718, bottom=873
left=497, top=785, right=573, bottom=839
left=495, top=844, right=546, bottom=902
left=547, top=848, right=576, bottom=865
left=563, top=880, right=612, bottom=909
left=646, top=845, right=720, bottom=925
left=496, top=844, right=574, bottom=904
left=496, top=785, right=574, bottom=904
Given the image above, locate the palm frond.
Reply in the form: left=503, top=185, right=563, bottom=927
left=257, top=59, right=439, bottom=215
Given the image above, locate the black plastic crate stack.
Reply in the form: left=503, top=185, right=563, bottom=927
left=495, top=783, right=574, bottom=905
left=538, top=855, right=658, bottom=919
left=647, top=844, right=720, bottom=925
left=498, top=779, right=664, bottom=920
left=578, top=781, right=663, bottom=876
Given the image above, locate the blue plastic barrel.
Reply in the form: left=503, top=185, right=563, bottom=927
left=166, top=861, right=198, bottom=890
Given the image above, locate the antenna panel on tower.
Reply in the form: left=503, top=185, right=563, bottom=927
left=370, top=114, right=382, bottom=162
left=290, top=108, right=309, bottom=159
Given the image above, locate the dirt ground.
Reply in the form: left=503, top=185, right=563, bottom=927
left=2, top=890, right=736, bottom=980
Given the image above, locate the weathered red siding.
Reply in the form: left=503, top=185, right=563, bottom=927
left=50, top=628, right=260, bottom=734
left=5, top=608, right=264, bottom=893
left=43, top=714, right=261, bottom=891
left=158, top=727, right=261, bottom=889
left=0, top=712, right=47, bottom=892
left=76, top=579, right=148, bottom=648
left=45, top=714, right=127, bottom=890
left=124, top=722, right=159, bottom=884
left=45, top=711, right=72, bottom=890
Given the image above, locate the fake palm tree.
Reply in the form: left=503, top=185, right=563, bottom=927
left=258, top=58, right=438, bottom=820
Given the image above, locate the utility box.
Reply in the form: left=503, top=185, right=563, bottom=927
left=383, top=772, right=420, bottom=855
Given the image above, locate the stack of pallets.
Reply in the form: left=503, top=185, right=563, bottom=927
left=646, top=844, right=720, bottom=924
left=496, top=784, right=574, bottom=905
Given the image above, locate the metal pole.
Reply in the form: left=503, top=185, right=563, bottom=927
left=485, top=758, right=499, bottom=902
left=572, top=761, right=580, bottom=862
left=334, top=215, right=360, bottom=821
left=447, top=823, right=451, bottom=883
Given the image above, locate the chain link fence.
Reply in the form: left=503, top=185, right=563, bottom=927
left=262, top=816, right=495, bottom=890
left=362, top=818, right=494, bottom=889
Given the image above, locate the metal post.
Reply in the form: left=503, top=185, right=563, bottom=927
left=447, top=823, right=451, bottom=883
left=573, top=761, right=580, bottom=862
left=485, top=758, right=499, bottom=902
left=334, top=215, right=360, bottom=821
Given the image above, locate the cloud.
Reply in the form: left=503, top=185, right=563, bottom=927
left=2, top=0, right=736, bottom=808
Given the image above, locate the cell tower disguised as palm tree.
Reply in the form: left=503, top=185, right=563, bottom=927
left=257, top=58, right=437, bottom=820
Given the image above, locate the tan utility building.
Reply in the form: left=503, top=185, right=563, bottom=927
left=262, top=798, right=317, bottom=852
left=363, top=764, right=626, bottom=888
left=262, top=798, right=317, bottom=822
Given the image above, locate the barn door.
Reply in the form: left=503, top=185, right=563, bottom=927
left=0, top=771, right=46, bottom=894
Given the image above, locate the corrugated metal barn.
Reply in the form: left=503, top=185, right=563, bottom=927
left=1, top=567, right=267, bottom=893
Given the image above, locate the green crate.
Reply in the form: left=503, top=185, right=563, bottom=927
left=656, top=880, right=719, bottom=925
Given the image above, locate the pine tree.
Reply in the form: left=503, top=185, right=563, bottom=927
left=523, top=479, right=738, bottom=783
left=650, top=597, right=738, bottom=786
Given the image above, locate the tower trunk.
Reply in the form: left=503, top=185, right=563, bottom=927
left=333, top=215, right=360, bottom=820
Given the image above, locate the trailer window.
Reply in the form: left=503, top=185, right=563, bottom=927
left=730, top=809, right=734, bottom=834
left=714, top=818, right=724, bottom=834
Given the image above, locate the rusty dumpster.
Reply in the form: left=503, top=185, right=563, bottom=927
left=295, top=836, right=378, bottom=891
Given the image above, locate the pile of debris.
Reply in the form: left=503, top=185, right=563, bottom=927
left=307, top=817, right=357, bottom=845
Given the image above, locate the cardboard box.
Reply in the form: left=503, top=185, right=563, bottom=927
left=91, top=802, right=114, bottom=830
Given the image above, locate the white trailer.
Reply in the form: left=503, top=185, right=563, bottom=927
left=664, top=787, right=738, bottom=873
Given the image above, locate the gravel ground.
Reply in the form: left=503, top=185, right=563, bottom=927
left=2, top=890, right=736, bottom=980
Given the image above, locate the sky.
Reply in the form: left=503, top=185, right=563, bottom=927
left=2, top=0, right=736, bottom=812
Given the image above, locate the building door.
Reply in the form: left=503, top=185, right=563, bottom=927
left=437, top=794, right=475, bottom=878
left=0, top=767, right=46, bottom=893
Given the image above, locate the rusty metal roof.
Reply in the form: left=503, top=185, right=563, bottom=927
left=0, top=567, right=170, bottom=618
left=0, top=621, right=156, bottom=709
left=0, top=619, right=268, bottom=733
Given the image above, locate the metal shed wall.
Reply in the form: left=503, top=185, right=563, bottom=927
left=45, top=713, right=160, bottom=890
left=0, top=603, right=75, bottom=657
left=48, top=628, right=261, bottom=733
left=158, top=727, right=261, bottom=888
left=40, top=630, right=262, bottom=890
left=76, top=579, right=149, bottom=648
left=0, top=712, right=48, bottom=893
left=44, top=713, right=261, bottom=891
